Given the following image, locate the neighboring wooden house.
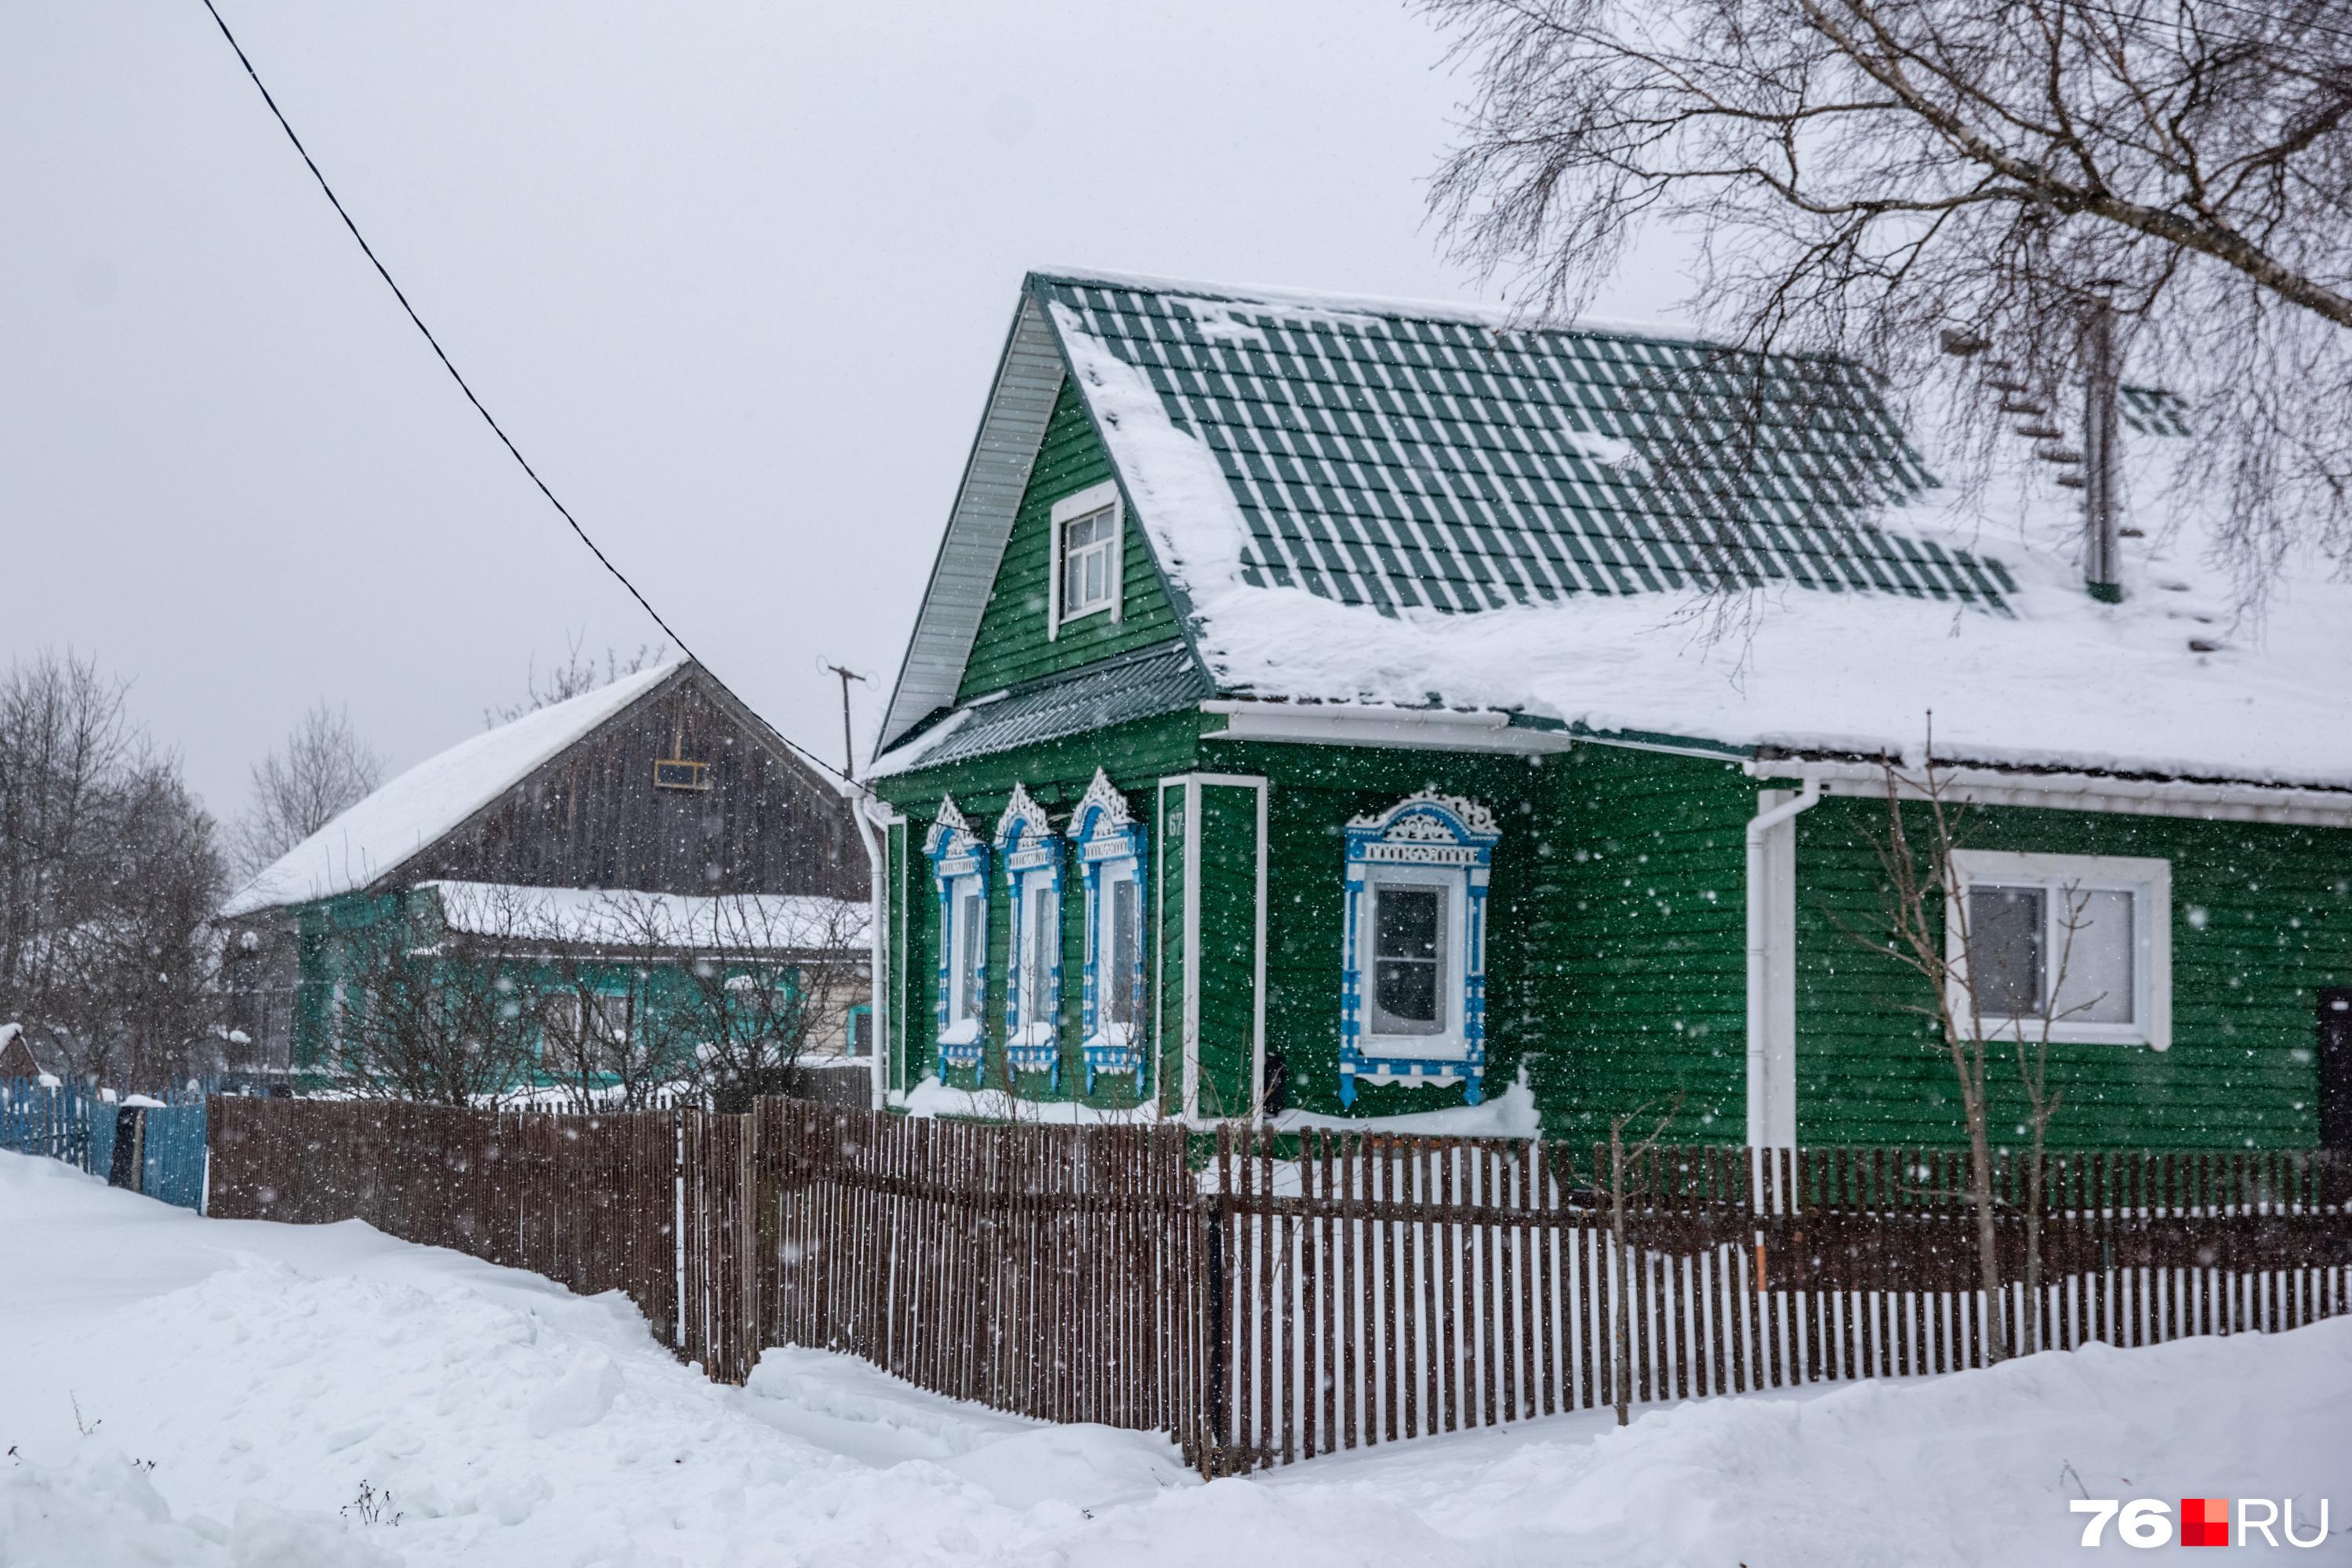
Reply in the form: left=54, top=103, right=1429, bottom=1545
left=221, top=662, right=870, bottom=1086
left=862, top=268, right=2352, bottom=1151
left=0, top=1023, right=52, bottom=1083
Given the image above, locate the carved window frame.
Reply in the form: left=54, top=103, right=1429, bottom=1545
left=1338, top=792, right=1501, bottom=1108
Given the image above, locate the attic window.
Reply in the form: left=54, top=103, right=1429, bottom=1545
left=653, top=758, right=711, bottom=792
left=1049, top=481, right=1123, bottom=637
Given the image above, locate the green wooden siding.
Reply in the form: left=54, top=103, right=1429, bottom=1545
left=1795, top=797, right=2352, bottom=1149
left=955, top=380, right=1183, bottom=701
left=1191, top=781, right=1265, bottom=1119
left=873, top=719, right=2347, bottom=1149
left=1515, top=746, right=1754, bottom=1145
left=1200, top=740, right=1545, bottom=1120
left=874, top=710, right=1203, bottom=1103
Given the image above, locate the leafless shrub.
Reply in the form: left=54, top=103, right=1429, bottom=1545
left=1429, top=0, right=2352, bottom=593
left=321, top=884, right=543, bottom=1107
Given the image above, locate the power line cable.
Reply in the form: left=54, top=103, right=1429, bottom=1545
left=194, top=0, right=864, bottom=789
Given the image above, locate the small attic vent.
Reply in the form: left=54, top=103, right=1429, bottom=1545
left=654, top=758, right=711, bottom=793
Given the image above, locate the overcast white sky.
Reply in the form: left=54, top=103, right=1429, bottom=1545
left=3, top=1, right=1693, bottom=818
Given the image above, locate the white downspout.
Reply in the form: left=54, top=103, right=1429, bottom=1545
left=1744, top=779, right=1820, bottom=1149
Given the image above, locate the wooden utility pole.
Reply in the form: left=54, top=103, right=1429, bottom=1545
left=823, top=663, right=869, bottom=781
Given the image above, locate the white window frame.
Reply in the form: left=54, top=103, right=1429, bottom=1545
left=1097, top=860, right=1144, bottom=1044
left=1047, top=481, right=1123, bottom=639
left=944, top=873, right=986, bottom=1044
left=1069, top=767, right=1149, bottom=1095
left=996, top=783, right=1063, bottom=1087
left=1011, top=872, right=1061, bottom=1042
left=1947, top=850, right=2171, bottom=1051
left=924, top=797, right=990, bottom=1078
left=1363, top=865, right=1466, bottom=1047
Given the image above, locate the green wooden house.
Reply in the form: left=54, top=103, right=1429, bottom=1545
left=862, top=269, right=2352, bottom=1151
left=220, top=661, right=871, bottom=1093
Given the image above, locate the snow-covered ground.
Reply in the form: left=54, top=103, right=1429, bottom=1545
left=2, top=1150, right=2343, bottom=1566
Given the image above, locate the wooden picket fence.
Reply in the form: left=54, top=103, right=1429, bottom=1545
left=207, top=1098, right=680, bottom=1334
left=1200, top=1130, right=2352, bottom=1472
left=205, top=1099, right=2352, bottom=1477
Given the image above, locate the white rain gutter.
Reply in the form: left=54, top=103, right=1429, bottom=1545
left=1198, top=701, right=1573, bottom=755
left=1744, top=780, right=1820, bottom=1150
left=1744, top=758, right=2352, bottom=829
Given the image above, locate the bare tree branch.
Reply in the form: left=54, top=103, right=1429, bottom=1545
left=1429, top=0, right=2352, bottom=589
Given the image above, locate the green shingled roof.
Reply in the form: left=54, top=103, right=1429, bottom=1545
left=1035, top=274, right=2020, bottom=613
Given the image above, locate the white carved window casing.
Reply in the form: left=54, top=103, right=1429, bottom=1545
left=1339, top=792, right=1501, bottom=1108
left=1947, top=850, right=2171, bottom=1049
left=924, top=797, right=989, bottom=1081
left=996, top=784, right=1064, bottom=1088
left=1067, top=768, right=1149, bottom=1094
left=1048, top=481, right=1123, bottom=637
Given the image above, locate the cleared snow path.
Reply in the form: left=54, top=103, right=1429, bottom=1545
left=1, top=1152, right=2343, bottom=1566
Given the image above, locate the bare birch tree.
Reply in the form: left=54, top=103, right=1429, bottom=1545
left=1429, top=0, right=2352, bottom=590
left=1853, top=739, right=2102, bottom=1359
left=232, top=702, right=382, bottom=880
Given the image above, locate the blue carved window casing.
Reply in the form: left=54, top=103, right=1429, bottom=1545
left=995, top=783, right=1063, bottom=1088
left=1338, top=792, right=1501, bottom=1108
left=1066, top=768, right=1148, bottom=1094
left=924, top=796, right=989, bottom=1083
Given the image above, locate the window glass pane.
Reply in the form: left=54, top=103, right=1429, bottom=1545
left=1061, top=508, right=1116, bottom=616
left=1109, top=876, right=1140, bottom=1027
left=2053, top=887, right=2135, bottom=1025
left=1375, top=886, right=1441, bottom=961
left=957, top=887, right=982, bottom=1021
left=1968, top=884, right=2045, bottom=1017
left=1026, top=885, right=1056, bottom=1026
left=1370, top=884, right=1446, bottom=1035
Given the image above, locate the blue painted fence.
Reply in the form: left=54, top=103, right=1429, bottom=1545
left=0, top=1082, right=207, bottom=1211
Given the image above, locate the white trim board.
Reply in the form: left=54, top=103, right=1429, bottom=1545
left=1748, top=759, right=2352, bottom=829
left=1157, top=772, right=1269, bottom=1126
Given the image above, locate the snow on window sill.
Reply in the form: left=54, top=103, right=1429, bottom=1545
left=1363, top=1033, right=1472, bottom=1061
left=938, top=1019, right=982, bottom=1047
left=1011, top=1022, right=1058, bottom=1049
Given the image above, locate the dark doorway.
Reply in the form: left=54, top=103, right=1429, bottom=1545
left=2320, top=989, right=2352, bottom=1152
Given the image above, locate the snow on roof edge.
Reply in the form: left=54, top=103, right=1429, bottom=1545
left=1029, top=266, right=1717, bottom=347
left=221, top=665, right=681, bottom=919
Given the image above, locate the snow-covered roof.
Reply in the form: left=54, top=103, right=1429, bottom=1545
left=986, top=269, right=2348, bottom=790
left=423, top=882, right=870, bottom=951
left=222, top=666, right=678, bottom=918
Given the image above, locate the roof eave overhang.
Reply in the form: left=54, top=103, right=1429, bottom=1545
left=874, top=292, right=1069, bottom=757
